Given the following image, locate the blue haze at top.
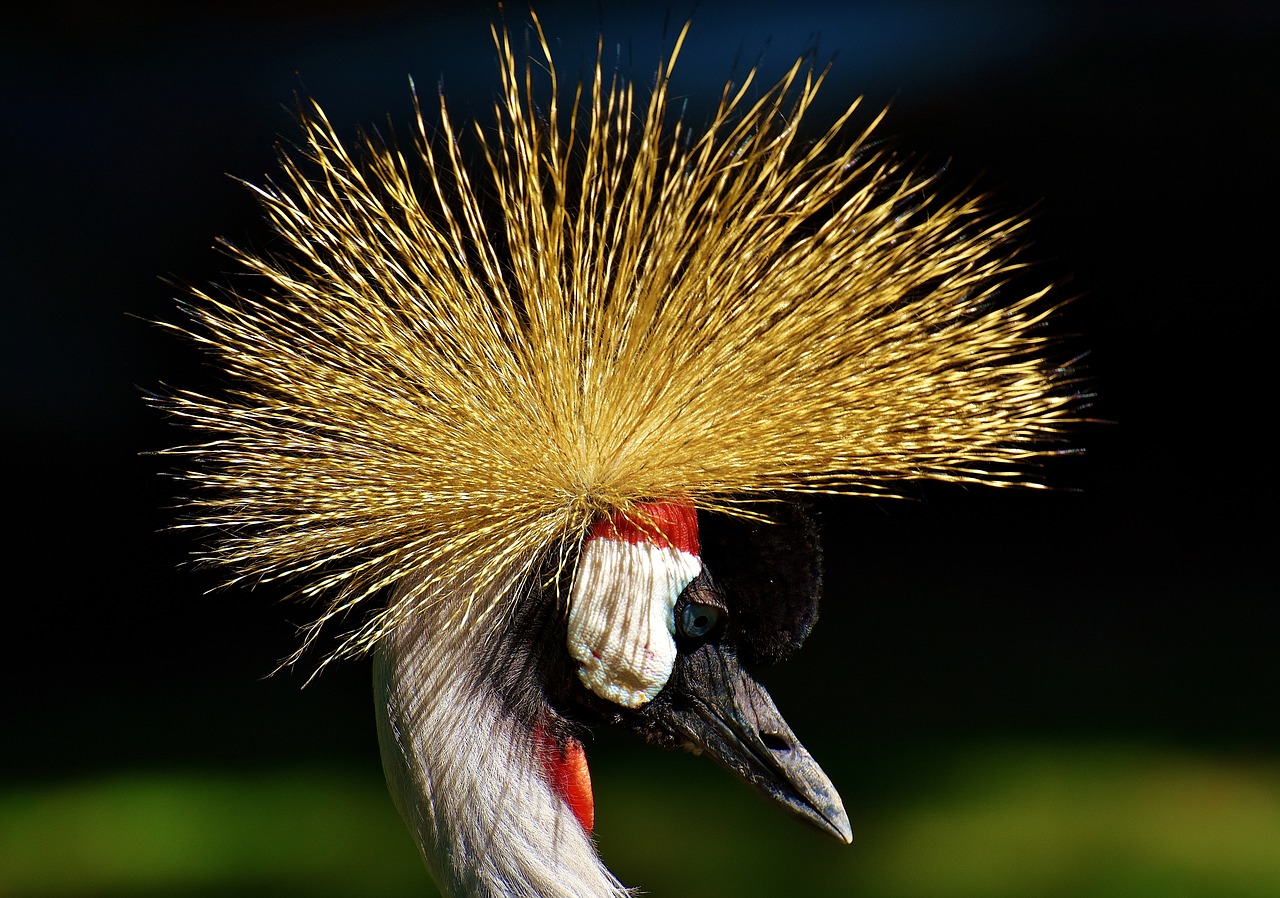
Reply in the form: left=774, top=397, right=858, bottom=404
left=260, top=2, right=1074, bottom=133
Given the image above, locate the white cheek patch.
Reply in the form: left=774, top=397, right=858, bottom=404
left=566, top=502, right=701, bottom=709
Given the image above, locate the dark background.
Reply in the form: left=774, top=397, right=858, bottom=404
left=4, top=1, right=1276, bottom=896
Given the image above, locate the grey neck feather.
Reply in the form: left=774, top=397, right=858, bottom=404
left=374, top=576, right=630, bottom=898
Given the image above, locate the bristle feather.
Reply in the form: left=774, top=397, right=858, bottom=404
left=159, top=17, right=1077, bottom=668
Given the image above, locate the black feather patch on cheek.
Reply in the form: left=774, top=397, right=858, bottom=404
left=699, top=503, right=823, bottom=667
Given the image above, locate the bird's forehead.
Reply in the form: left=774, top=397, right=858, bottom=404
left=566, top=500, right=702, bottom=709
left=586, top=500, right=700, bottom=555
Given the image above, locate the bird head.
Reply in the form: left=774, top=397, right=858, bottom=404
left=160, top=12, right=1079, bottom=897
left=376, top=500, right=846, bottom=897
left=512, top=500, right=849, bottom=842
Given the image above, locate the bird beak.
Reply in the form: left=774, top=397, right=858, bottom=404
left=643, top=643, right=853, bottom=844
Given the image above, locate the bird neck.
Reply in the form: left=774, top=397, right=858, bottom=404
left=374, top=577, right=627, bottom=898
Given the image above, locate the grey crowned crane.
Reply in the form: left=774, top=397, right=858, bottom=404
left=160, top=15, right=1078, bottom=898
left=377, top=500, right=845, bottom=896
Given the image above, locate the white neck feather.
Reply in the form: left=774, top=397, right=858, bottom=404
left=374, top=584, right=630, bottom=898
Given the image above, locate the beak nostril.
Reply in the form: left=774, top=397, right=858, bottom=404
left=760, top=730, right=791, bottom=752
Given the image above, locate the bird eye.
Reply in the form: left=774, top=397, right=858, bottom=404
left=678, top=602, right=721, bottom=639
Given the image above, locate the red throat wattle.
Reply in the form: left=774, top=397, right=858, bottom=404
left=534, top=724, right=595, bottom=833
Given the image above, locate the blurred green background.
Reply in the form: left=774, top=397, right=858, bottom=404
left=5, top=742, right=1279, bottom=897
left=4, top=1, right=1275, bottom=896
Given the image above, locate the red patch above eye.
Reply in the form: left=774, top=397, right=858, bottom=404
left=588, top=499, right=699, bottom=556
